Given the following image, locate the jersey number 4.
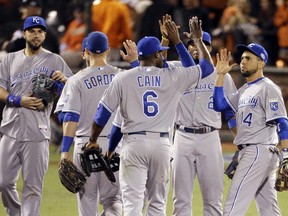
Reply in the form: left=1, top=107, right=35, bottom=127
left=241, top=112, right=253, bottom=126
left=143, top=91, right=159, bottom=117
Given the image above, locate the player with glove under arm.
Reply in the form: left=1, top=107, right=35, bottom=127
left=57, top=32, right=124, bottom=216
left=213, top=46, right=288, bottom=216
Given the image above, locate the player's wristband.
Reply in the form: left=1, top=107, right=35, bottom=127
left=6, top=94, right=21, bottom=107
left=130, top=60, right=139, bottom=68
left=61, top=136, right=74, bottom=153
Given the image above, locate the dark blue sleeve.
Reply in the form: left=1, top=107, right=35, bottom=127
left=275, top=118, right=288, bottom=140
left=225, top=109, right=236, bottom=129
left=199, top=59, right=214, bottom=78
left=213, top=86, right=231, bottom=112
left=175, top=42, right=195, bottom=67
left=94, top=104, right=112, bottom=127
left=57, top=111, right=65, bottom=124
left=108, top=125, right=123, bottom=152
left=63, top=112, right=80, bottom=122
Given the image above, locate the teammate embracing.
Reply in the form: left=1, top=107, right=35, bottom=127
left=213, top=45, right=288, bottom=216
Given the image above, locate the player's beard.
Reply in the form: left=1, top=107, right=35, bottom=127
left=27, top=40, right=44, bottom=51
left=241, top=68, right=257, bottom=77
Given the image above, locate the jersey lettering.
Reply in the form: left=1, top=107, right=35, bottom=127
left=208, top=95, right=214, bottom=110
left=137, top=75, right=161, bottom=87
left=143, top=90, right=159, bottom=117
left=239, top=96, right=258, bottom=108
left=10, top=67, right=49, bottom=86
left=84, top=74, right=115, bottom=89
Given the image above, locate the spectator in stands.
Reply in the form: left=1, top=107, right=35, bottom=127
left=254, top=0, right=278, bottom=66
left=91, top=0, right=134, bottom=62
left=174, top=0, right=211, bottom=44
left=59, top=3, right=87, bottom=73
left=274, top=0, right=288, bottom=66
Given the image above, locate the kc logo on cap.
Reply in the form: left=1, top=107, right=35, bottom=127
left=23, top=16, right=47, bottom=31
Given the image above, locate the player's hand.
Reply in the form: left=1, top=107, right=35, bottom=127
left=184, top=16, right=202, bottom=42
left=120, top=40, right=138, bottom=63
left=20, top=94, right=46, bottom=110
left=159, top=14, right=172, bottom=39
left=216, top=49, right=237, bottom=75
left=85, top=141, right=100, bottom=150
left=51, top=70, right=67, bottom=83
left=165, top=20, right=181, bottom=45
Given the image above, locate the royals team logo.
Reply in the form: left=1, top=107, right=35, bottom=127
left=269, top=98, right=279, bottom=111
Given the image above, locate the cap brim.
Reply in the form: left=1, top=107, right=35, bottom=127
left=236, top=44, right=258, bottom=58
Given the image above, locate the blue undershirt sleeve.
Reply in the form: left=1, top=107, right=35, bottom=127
left=94, top=104, right=112, bottom=127
left=63, top=112, right=80, bottom=122
left=275, top=118, right=288, bottom=140
left=175, top=42, right=195, bottom=67
left=199, top=59, right=214, bottom=78
left=213, top=86, right=231, bottom=112
left=108, top=125, right=123, bottom=152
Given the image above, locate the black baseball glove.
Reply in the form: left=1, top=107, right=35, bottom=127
left=32, top=73, right=62, bottom=106
left=58, top=158, right=86, bottom=193
left=107, top=152, right=120, bottom=172
left=275, top=158, right=288, bottom=192
left=225, top=150, right=239, bottom=179
left=79, top=144, right=116, bottom=183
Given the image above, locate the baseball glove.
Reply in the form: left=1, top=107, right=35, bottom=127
left=107, top=152, right=120, bottom=172
left=225, top=150, right=239, bottom=179
left=32, top=73, right=59, bottom=106
left=58, top=158, right=86, bottom=194
left=79, top=144, right=116, bottom=183
left=275, top=158, right=288, bottom=192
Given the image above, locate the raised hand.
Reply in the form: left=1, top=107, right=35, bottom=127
left=120, top=39, right=138, bottom=63
left=165, top=20, right=181, bottom=44
left=216, top=49, right=237, bottom=75
left=184, top=16, right=202, bottom=42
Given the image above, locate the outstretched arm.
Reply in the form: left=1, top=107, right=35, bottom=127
left=213, top=49, right=237, bottom=112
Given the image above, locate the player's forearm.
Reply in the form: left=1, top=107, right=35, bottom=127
left=175, top=42, right=195, bottom=67
left=63, top=121, right=78, bottom=138
left=89, top=121, right=104, bottom=144
left=0, top=87, right=9, bottom=103
left=215, top=74, right=226, bottom=87
left=194, top=38, right=213, bottom=66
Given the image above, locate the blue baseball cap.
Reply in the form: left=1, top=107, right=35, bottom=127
left=137, top=36, right=169, bottom=56
left=86, top=31, right=109, bottom=54
left=82, top=37, right=88, bottom=52
left=23, top=16, right=46, bottom=31
left=187, top=31, right=211, bottom=46
left=237, top=43, right=268, bottom=64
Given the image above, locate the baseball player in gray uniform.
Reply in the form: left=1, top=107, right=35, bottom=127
left=171, top=32, right=237, bottom=216
left=58, top=31, right=123, bottom=216
left=213, top=45, right=288, bottom=216
left=0, top=16, right=72, bottom=216
left=87, top=17, right=214, bottom=216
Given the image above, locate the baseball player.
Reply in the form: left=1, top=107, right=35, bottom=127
left=58, top=31, right=123, bottom=216
left=169, top=31, right=237, bottom=216
left=0, top=16, right=72, bottom=216
left=213, top=45, right=288, bottom=216
left=86, top=17, right=214, bottom=216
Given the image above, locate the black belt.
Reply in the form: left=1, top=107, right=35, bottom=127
left=127, top=131, right=169, bottom=138
left=237, top=144, right=251, bottom=151
left=175, top=124, right=216, bottom=134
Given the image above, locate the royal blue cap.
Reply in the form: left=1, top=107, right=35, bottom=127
left=23, top=16, right=46, bottom=31
left=137, top=36, right=169, bottom=56
left=86, top=31, right=109, bottom=54
left=187, top=31, right=211, bottom=46
left=237, top=43, right=268, bottom=64
left=82, top=37, right=88, bottom=52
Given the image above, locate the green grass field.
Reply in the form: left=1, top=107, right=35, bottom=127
left=1, top=144, right=287, bottom=216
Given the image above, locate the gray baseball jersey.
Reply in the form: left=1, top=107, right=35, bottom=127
left=227, top=77, right=287, bottom=145
left=0, top=49, right=73, bottom=141
left=62, top=65, right=122, bottom=137
left=101, top=65, right=202, bottom=132
left=169, top=61, right=237, bottom=128
left=223, top=77, right=286, bottom=216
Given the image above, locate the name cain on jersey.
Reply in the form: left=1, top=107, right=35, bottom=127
left=137, top=75, right=161, bottom=87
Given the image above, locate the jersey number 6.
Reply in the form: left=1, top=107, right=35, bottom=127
left=143, top=90, right=159, bottom=117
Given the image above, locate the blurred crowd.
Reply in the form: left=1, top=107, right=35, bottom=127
left=1, top=0, right=288, bottom=70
